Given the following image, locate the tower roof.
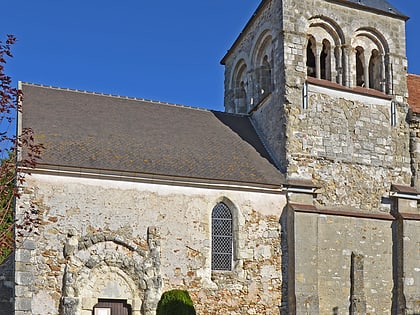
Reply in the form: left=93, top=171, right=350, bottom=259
left=334, top=0, right=407, bottom=19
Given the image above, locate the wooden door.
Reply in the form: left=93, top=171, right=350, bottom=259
left=93, top=299, right=132, bottom=315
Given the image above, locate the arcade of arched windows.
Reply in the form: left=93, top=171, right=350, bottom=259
left=306, top=27, right=390, bottom=94
left=229, top=32, right=273, bottom=114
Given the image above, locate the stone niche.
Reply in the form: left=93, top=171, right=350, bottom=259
left=60, top=227, right=161, bottom=315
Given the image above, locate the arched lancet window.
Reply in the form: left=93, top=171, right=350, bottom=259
left=211, top=202, right=233, bottom=271
left=260, top=55, right=272, bottom=96
left=356, top=46, right=365, bottom=87
left=233, top=62, right=248, bottom=113
left=369, top=49, right=382, bottom=91
left=353, top=28, right=389, bottom=92
left=252, top=31, right=273, bottom=106
left=320, top=39, right=331, bottom=81
left=306, top=37, right=316, bottom=78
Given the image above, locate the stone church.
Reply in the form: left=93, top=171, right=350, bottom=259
left=3, top=0, right=420, bottom=314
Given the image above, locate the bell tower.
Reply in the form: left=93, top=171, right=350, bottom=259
left=222, top=0, right=409, bottom=210
left=222, top=1, right=417, bottom=314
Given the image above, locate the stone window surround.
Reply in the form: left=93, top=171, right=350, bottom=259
left=211, top=202, right=234, bottom=271
left=210, top=197, right=246, bottom=278
left=229, top=29, right=274, bottom=114
left=306, top=16, right=391, bottom=94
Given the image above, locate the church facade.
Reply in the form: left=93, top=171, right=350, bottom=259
left=8, top=0, right=420, bottom=314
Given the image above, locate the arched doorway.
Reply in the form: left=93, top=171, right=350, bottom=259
left=93, top=299, right=132, bottom=315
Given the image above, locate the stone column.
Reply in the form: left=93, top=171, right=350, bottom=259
left=342, top=45, right=352, bottom=87
left=335, top=46, right=342, bottom=85
left=315, top=44, right=321, bottom=80
left=363, top=54, right=370, bottom=89
left=380, top=54, right=386, bottom=93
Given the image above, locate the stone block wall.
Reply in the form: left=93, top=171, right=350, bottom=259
left=15, top=173, right=287, bottom=314
left=294, top=212, right=394, bottom=314
left=289, top=85, right=411, bottom=210
left=280, top=0, right=410, bottom=210
left=402, top=220, right=420, bottom=314
left=223, top=0, right=410, bottom=211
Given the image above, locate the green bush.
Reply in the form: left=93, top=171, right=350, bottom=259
left=156, top=289, right=196, bottom=315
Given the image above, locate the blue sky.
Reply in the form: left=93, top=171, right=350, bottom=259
left=2, top=0, right=419, bottom=112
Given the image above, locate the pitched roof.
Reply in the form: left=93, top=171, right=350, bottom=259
left=339, top=0, right=405, bottom=17
left=407, top=74, right=420, bottom=114
left=21, top=83, right=285, bottom=187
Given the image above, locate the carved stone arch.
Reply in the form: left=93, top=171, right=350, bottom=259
left=251, top=29, right=273, bottom=103
left=60, top=229, right=161, bottom=315
left=228, top=52, right=250, bottom=89
left=354, top=27, right=389, bottom=54
left=251, top=29, right=273, bottom=66
left=308, top=16, right=345, bottom=47
left=352, top=28, right=389, bottom=92
left=77, top=265, right=143, bottom=314
left=231, top=59, right=248, bottom=113
left=307, top=16, right=344, bottom=83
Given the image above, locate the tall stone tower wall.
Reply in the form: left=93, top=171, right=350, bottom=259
left=222, top=0, right=288, bottom=171
left=223, top=1, right=419, bottom=314
left=281, top=0, right=410, bottom=211
left=224, top=0, right=410, bottom=211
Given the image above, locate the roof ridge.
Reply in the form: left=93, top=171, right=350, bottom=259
left=408, top=73, right=420, bottom=78
left=20, top=81, right=213, bottom=112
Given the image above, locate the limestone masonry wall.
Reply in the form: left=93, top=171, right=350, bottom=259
left=289, top=88, right=411, bottom=210
left=15, top=174, right=287, bottom=315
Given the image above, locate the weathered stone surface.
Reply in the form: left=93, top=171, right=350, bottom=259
left=223, top=0, right=418, bottom=314
left=10, top=0, right=420, bottom=314
left=15, top=175, right=286, bottom=314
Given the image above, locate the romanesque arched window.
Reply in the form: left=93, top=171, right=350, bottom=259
left=306, top=36, right=316, bottom=78
left=321, top=39, right=331, bottom=81
left=353, top=28, right=389, bottom=93
left=211, top=202, right=233, bottom=271
left=252, top=30, right=273, bottom=106
left=260, top=55, right=272, bottom=96
left=307, top=16, right=345, bottom=84
left=356, top=46, right=365, bottom=87
left=233, top=61, right=248, bottom=113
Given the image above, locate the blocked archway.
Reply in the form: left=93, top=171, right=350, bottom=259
left=60, top=228, right=161, bottom=315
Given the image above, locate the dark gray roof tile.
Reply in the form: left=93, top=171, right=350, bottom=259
left=22, top=83, right=285, bottom=187
left=335, top=0, right=405, bottom=17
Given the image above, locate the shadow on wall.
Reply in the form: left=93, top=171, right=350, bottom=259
left=0, top=254, right=14, bottom=315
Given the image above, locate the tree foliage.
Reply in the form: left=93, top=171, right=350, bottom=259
left=0, top=35, right=43, bottom=263
left=156, top=290, right=196, bottom=315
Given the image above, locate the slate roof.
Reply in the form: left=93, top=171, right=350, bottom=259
left=21, top=83, right=286, bottom=187
left=338, top=0, right=405, bottom=17
left=407, top=74, right=420, bottom=114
